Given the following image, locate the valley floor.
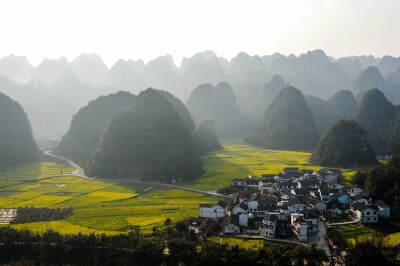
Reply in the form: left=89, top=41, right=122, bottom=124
left=0, top=138, right=398, bottom=249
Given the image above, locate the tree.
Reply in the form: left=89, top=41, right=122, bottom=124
left=164, top=218, right=172, bottom=226
left=175, top=221, right=187, bottom=233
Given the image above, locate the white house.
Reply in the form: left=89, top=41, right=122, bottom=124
left=349, top=185, right=363, bottom=196
left=199, top=201, right=227, bottom=218
left=287, top=197, right=311, bottom=213
left=305, top=198, right=326, bottom=212
left=283, top=167, right=299, bottom=175
left=376, top=200, right=390, bottom=218
left=337, top=192, right=350, bottom=205
left=239, top=213, right=250, bottom=226
left=291, top=213, right=308, bottom=242
left=350, top=194, right=371, bottom=206
left=328, top=181, right=343, bottom=192
left=246, top=178, right=259, bottom=190
left=350, top=202, right=378, bottom=223
left=263, top=214, right=278, bottom=238
left=299, top=210, right=319, bottom=233
left=232, top=202, right=248, bottom=215
left=222, top=215, right=241, bottom=234
left=232, top=178, right=247, bottom=186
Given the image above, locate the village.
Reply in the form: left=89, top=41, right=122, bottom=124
left=189, top=167, right=391, bottom=243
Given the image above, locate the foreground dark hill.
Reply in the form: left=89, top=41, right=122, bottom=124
left=246, top=86, right=318, bottom=151
left=54, top=91, right=136, bottom=166
left=355, top=88, right=396, bottom=154
left=186, top=82, right=253, bottom=138
left=306, top=90, right=357, bottom=136
left=310, top=119, right=378, bottom=168
left=0, top=92, right=39, bottom=168
left=86, top=89, right=204, bottom=180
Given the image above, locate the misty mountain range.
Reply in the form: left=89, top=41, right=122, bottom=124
left=0, top=50, right=400, bottom=134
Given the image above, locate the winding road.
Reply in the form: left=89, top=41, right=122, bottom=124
left=44, top=151, right=230, bottom=199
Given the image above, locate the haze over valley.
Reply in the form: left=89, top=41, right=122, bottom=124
left=1, top=1, right=400, bottom=265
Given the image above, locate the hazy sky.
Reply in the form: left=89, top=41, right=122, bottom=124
left=1, top=0, right=399, bottom=67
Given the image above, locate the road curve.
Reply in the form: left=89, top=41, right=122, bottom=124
left=45, top=151, right=230, bottom=199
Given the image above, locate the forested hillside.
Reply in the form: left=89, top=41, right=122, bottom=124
left=0, top=92, right=39, bottom=168
left=86, top=88, right=204, bottom=180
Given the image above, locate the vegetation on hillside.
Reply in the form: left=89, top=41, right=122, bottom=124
left=86, top=88, right=204, bottom=181
left=306, top=90, right=357, bottom=136
left=355, top=88, right=398, bottom=155
left=193, top=120, right=222, bottom=155
left=246, top=86, right=319, bottom=151
left=310, top=119, right=378, bottom=168
left=54, top=91, right=136, bottom=166
left=0, top=92, right=39, bottom=168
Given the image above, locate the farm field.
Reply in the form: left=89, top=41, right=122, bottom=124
left=184, top=139, right=324, bottom=191
left=0, top=140, right=365, bottom=236
left=333, top=220, right=400, bottom=247
left=0, top=162, right=220, bottom=235
left=207, top=236, right=294, bottom=249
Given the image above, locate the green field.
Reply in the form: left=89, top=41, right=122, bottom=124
left=333, top=221, right=400, bottom=247
left=184, top=139, right=323, bottom=191
left=0, top=162, right=220, bottom=234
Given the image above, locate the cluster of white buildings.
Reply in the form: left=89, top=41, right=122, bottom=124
left=190, top=168, right=391, bottom=242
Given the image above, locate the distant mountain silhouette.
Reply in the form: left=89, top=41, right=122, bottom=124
left=0, top=92, right=39, bottom=167
left=246, top=86, right=318, bottom=151
left=86, top=88, right=204, bottom=180
left=143, top=56, right=178, bottom=94
left=70, top=53, right=109, bottom=87
left=249, top=75, right=289, bottom=122
left=0, top=54, right=34, bottom=83
left=34, top=57, right=70, bottom=86
left=306, top=90, right=357, bottom=136
left=353, top=66, right=400, bottom=103
left=269, top=50, right=353, bottom=99
left=310, top=119, right=378, bottom=168
left=186, top=82, right=253, bottom=138
left=378, top=56, right=400, bottom=76
left=103, top=59, right=147, bottom=93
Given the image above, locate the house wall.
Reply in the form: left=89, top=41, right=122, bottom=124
left=200, top=206, right=226, bottom=218
left=224, top=224, right=240, bottom=234
left=378, top=207, right=390, bottom=218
